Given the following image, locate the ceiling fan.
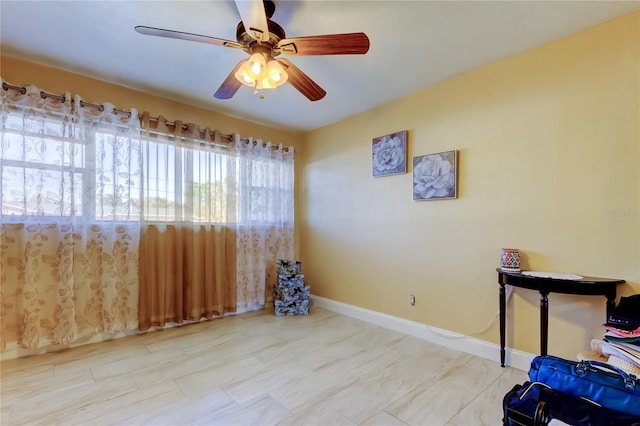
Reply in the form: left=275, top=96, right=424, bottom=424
left=135, top=0, right=370, bottom=101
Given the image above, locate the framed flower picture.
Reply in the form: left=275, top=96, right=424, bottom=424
left=372, top=130, right=407, bottom=177
left=413, top=150, right=457, bottom=200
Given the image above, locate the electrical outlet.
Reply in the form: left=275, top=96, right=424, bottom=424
left=409, top=294, right=416, bottom=305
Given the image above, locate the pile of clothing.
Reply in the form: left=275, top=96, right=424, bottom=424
left=579, top=294, right=640, bottom=376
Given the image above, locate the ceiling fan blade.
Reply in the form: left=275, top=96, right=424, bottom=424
left=234, top=0, right=269, bottom=42
left=277, top=33, right=370, bottom=56
left=277, top=58, right=326, bottom=102
left=214, top=61, right=246, bottom=100
left=135, top=26, right=243, bottom=49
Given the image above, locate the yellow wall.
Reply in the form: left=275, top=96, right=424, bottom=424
left=1, top=55, right=305, bottom=257
left=300, top=12, right=640, bottom=359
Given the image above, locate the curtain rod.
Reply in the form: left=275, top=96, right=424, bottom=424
left=143, top=116, right=232, bottom=143
left=2, top=82, right=289, bottom=151
left=2, top=82, right=131, bottom=115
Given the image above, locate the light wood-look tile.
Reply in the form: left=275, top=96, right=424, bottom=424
left=114, top=387, right=236, bottom=426
left=360, top=411, right=409, bottom=426
left=449, top=366, right=528, bottom=426
left=1, top=308, right=525, bottom=425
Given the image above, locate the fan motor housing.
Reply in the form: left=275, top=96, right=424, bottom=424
left=236, top=19, right=286, bottom=49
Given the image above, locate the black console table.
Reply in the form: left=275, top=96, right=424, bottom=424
left=498, top=269, right=624, bottom=367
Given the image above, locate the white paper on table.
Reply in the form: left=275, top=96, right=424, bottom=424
left=521, top=271, right=583, bottom=280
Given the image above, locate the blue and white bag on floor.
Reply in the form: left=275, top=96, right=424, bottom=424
left=528, top=355, right=640, bottom=417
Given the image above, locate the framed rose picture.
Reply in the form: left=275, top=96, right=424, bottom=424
left=372, top=130, right=407, bottom=177
left=413, top=150, right=457, bottom=201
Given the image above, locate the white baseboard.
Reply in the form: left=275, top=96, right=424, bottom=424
left=310, top=294, right=534, bottom=371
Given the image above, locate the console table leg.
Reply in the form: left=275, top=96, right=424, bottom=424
left=540, top=292, right=549, bottom=356
left=500, top=283, right=506, bottom=367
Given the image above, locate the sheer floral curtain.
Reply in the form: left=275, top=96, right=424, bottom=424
left=233, top=136, right=295, bottom=310
left=0, top=80, right=141, bottom=352
left=137, top=113, right=236, bottom=330
left=1, top=81, right=296, bottom=353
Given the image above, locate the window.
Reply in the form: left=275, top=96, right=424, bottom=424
left=241, top=154, right=294, bottom=224
left=141, top=133, right=231, bottom=223
left=1, top=114, right=142, bottom=222
left=1, top=112, right=86, bottom=219
left=1, top=99, right=293, bottom=228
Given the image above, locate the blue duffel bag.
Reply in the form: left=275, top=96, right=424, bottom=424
left=529, top=355, right=640, bottom=417
left=503, top=381, right=640, bottom=426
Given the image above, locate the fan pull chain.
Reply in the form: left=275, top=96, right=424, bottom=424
left=253, top=81, right=265, bottom=100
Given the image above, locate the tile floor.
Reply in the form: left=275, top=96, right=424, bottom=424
left=0, top=308, right=527, bottom=425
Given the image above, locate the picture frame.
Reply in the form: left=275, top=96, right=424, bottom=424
left=372, top=130, right=407, bottom=177
left=412, top=150, right=457, bottom=201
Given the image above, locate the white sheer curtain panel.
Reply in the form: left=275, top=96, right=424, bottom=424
left=0, top=80, right=141, bottom=353
left=233, top=136, right=295, bottom=310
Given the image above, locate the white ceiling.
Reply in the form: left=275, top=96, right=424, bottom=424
left=1, top=1, right=639, bottom=132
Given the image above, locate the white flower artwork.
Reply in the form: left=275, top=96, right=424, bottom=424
left=372, top=130, right=407, bottom=177
left=413, top=150, right=457, bottom=200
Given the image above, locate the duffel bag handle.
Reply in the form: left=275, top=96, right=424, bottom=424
left=576, top=360, right=636, bottom=391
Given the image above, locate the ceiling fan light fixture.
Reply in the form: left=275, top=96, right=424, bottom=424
left=236, top=57, right=288, bottom=91
left=257, top=78, right=272, bottom=90
left=267, top=60, right=288, bottom=87
left=242, top=74, right=254, bottom=85
left=246, top=52, right=268, bottom=80
left=234, top=60, right=256, bottom=87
